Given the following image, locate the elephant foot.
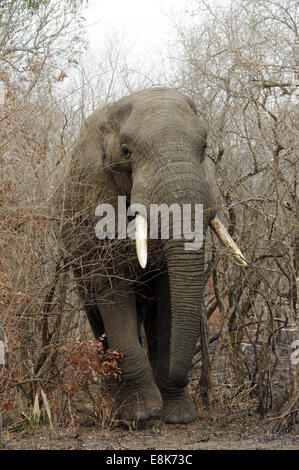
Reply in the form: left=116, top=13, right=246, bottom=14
left=116, top=379, right=163, bottom=422
left=160, top=390, right=198, bottom=424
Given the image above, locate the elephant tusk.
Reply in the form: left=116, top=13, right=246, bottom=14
left=135, top=214, right=147, bottom=269
left=210, top=216, right=248, bottom=266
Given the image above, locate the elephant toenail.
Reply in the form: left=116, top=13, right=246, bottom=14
left=183, top=415, right=196, bottom=424
left=167, top=415, right=180, bottom=424
left=150, top=407, right=161, bottom=416
left=136, top=411, right=148, bottom=421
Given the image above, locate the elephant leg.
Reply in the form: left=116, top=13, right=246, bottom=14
left=154, top=273, right=198, bottom=424
left=84, top=304, right=108, bottom=349
left=73, top=267, right=107, bottom=344
left=96, top=280, right=162, bottom=421
left=140, top=299, right=158, bottom=370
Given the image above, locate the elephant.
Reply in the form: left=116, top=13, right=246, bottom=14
left=57, top=87, right=246, bottom=424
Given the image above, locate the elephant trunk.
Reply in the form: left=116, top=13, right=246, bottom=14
left=131, top=154, right=211, bottom=388
left=164, top=238, right=205, bottom=388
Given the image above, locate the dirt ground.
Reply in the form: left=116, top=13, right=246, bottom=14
left=1, top=407, right=298, bottom=451
left=1, top=330, right=298, bottom=451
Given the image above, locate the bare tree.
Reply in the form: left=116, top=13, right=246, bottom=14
left=0, top=0, right=97, bottom=427
left=170, top=0, right=298, bottom=428
left=0, top=1, right=149, bottom=429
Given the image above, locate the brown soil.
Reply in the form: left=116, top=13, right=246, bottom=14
left=1, top=330, right=298, bottom=451
left=1, top=407, right=298, bottom=450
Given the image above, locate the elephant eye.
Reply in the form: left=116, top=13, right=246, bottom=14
left=120, top=144, right=131, bottom=159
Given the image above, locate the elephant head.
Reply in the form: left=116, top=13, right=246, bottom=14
left=63, top=87, right=246, bottom=421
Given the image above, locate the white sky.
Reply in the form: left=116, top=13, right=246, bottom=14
left=83, top=0, right=187, bottom=61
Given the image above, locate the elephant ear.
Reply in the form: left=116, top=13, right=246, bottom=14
left=89, top=101, right=133, bottom=217
left=185, top=96, right=207, bottom=162
left=96, top=100, right=133, bottom=169
left=186, top=96, right=198, bottom=116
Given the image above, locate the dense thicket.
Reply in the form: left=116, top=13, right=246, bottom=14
left=0, top=0, right=297, bottom=431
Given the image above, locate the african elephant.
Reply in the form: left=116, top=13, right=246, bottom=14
left=58, top=87, right=246, bottom=423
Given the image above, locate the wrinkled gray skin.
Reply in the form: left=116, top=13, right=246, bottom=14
left=59, top=88, right=216, bottom=423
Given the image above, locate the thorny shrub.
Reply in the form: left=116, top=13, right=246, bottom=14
left=54, top=336, right=122, bottom=426
left=0, top=329, right=123, bottom=429
left=0, top=0, right=298, bottom=436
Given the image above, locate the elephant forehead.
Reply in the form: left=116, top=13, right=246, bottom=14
left=116, top=88, right=194, bottom=119
left=121, top=111, right=206, bottom=151
left=121, top=102, right=200, bottom=138
left=136, top=96, right=193, bottom=119
left=132, top=87, right=190, bottom=105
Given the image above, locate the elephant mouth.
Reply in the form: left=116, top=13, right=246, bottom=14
left=135, top=213, right=247, bottom=269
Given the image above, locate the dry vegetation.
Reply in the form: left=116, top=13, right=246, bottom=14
left=0, top=0, right=298, bottom=443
